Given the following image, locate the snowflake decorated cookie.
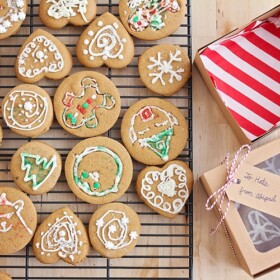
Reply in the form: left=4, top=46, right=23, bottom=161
left=89, top=203, right=141, bottom=258
left=76, top=12, right=134, bottom=68
left=33, top=207, right=90, bottom=264
left=0, top=0, right=27, bottom=39
left=15, top=29, right=73, bottom=83
left=39, top=0, right=96, bottom=29
left=11, top=141, right=62, bottom=195
left=2, top=84, right=53, bottom=138
left=119, top=0, right=186, bottom=40
left=121, top=98, right=188, bottom=165
left=54, top=71, right=121, bottom=137
left=138, top=44, right=191, bottom=96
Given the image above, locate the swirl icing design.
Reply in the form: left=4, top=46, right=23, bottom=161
left=147, top=50, right=184, bottom=85
left=0, top=192, right=33, bottom=235
left=141, top=164, right=188, bottom=214
left=127, top=0, right=180, bottom=32
left=36, top=211, right=83, bottom=260
left=82, top=21, right=127, bottom=61
left=62, top=77, right=115, bottom=129
left=3, top=90, right=48, bottom=131
left=0, top=0, right=26, bottom=34
left=73, top=146, right=123, bottom=196
left=95, top=210, right=138, bottom=250
left=18, top=35, right=64, bottom=78
left=47, top=0, right=89, bottom=22
left=129, top=106, right=178, bottom=161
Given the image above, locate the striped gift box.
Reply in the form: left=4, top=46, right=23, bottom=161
left=200, top=13, right=280, bottom=141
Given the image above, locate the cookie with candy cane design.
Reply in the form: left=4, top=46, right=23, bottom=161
left=2, top=84, right=53, bottom=138
left=137, top=160, right=193, bottom=218
left=119, top=0, right=186, bottom=40
left=0, top=187, right=37, bottom=255
left=89, top=203, right=141, bottom=258
left=121, top=98, right=188, bottom=165
left=33, top=207, right=90, bottom=264
left=15, top=29, right=72, bottom=83
left=0, top=0, right=27, bottom=39
left=54, top=71, right=121, bottom=137
left=39, top=0, right=96, bottom=29
left=76, top=12, right=134, bottom=68
left=138, top=44, right=191, bottom=96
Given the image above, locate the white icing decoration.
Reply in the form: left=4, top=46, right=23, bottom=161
left=87, top=30, right=94, bottom=36
left=0, top=192, right=33, bottom=235
left=18, top=35, right=64, bottom=78
left=83, top=24, right=126, bottom=61
left=0, top=0, right=26, bottom=34
left=97, top=20, right=103, bottom=26
left=248, top=210, right=280, bottom=245
left=46, top=0, right=89, bottom=22
left=84, top=39, right=89, bottom=45
left=141, top=164, right=188, bottom=214
left=147, top=50, right=184, bottom=85
left=96, top=210, right=138, bottom=250
left=39, top=212, right=81, bottom=260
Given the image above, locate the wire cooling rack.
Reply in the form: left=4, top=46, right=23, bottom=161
left=0, top=0, right=192, bottom=278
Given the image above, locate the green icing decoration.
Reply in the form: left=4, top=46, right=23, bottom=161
left=81, top=171, right=89, bottom=178
left=67, top=113, right=73, bottom=119
left=71, top=117, right=77, bottom=125
left=133, top=16, right=139, bottom=22
left=82, top=103, right=88, bottom=109
left=93, top=182, right=100, bottom=189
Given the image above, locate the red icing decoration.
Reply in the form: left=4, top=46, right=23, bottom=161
left=86, top=99, right=92, bottom=104
left=77, top=105, right=86, bottom=114
left=140, top=106, right=154, bottom=122
left=62, top=92, right=75, bottom=108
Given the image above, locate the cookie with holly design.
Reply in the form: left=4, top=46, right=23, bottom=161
left=0, top=0, right=27, bottom=39
left=119, top=0, right=186, bottom=40
left=138, top=44, right=190, bottom=96
left=11, top=141, right=62, bottom=195
left=39, top=0, right=96, bottom=29
left=54, top=71, right=121, bottom=138
left=121, top=98, right=188, bottom=165
left=89, top=203, right=141, bottom=258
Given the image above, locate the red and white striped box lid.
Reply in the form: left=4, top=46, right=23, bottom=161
left=200, top=13, right=280, bottom=141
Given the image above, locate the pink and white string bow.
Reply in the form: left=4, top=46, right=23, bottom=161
left=205, top=144, right=251, bottom=234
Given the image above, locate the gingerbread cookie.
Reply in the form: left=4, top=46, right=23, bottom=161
left=76, top=12, right=134, bottom=68
left=89, top=203, right=140, bottom=258
left=136, top=160, right=193, bottom=218
left=33, top=207, right=90, bottom=264
left=0, top=187, right=37, bottom=255
left=15, top=29, right=72, bottom=83
left=65, top=137, right=133, bottom=204
left=139, top=44, right=190, bottom=96
left=2, top=84, right=53, bottom=138
left=11, top=141, right=62, bottom=195
left=39, top=0, right=96, bottom=29
left=121, top=98, right=188, bottom=165
left=119, top=0, right=186, bottom=40
left=0, top=0, right=27, bottom=40
left=0, top=271, right=12, bottom=280
left=54, top=71, right=121, bottom=138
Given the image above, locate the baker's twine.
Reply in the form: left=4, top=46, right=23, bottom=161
left=205, top=144, right=251, bottom=235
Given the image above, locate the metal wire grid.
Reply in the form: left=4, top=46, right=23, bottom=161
left=0, top=0, right=192, bottom=278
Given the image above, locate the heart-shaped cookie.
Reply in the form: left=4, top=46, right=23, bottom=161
left=39, top=0, right=97, bottom=29
left=76, top=12, right=134, bottom=68
left=33, top=207, right=90, bottom=265
left=15, top=29, right=73, bottom=83
left=136, top=160, right=193, bottom=218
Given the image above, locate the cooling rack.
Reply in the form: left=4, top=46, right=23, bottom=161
left=0, top=0, right=193, bottom=278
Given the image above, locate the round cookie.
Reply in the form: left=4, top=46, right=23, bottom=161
left=76, top=12, right=134, bottom=68
left=136, top=160, right=193, bottom=218
left=121, top=98, right=188, bottom=165
left=89, top=203, right=141, bottom=258
left=39, top=0, right=96, bottom=29
left=0, top=187, right=37, bottom=255
left=65, top=137, right=133, bottom=204
left=119, top=0, right=186, bottom=41
left=138, top=44, right=191, bottom=96
left=0, top=271, right=12, bottom=280
left=11, top=141, right=62, bottom=195
left=1, top=84, right=53, bottom=138
left=54, top=71, right=121, bottom=138
left=15, top=29, right=73, bottom=84
left=33, top=207, right=90, bottom=265
left=0, top=0, right=27, bottom=40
